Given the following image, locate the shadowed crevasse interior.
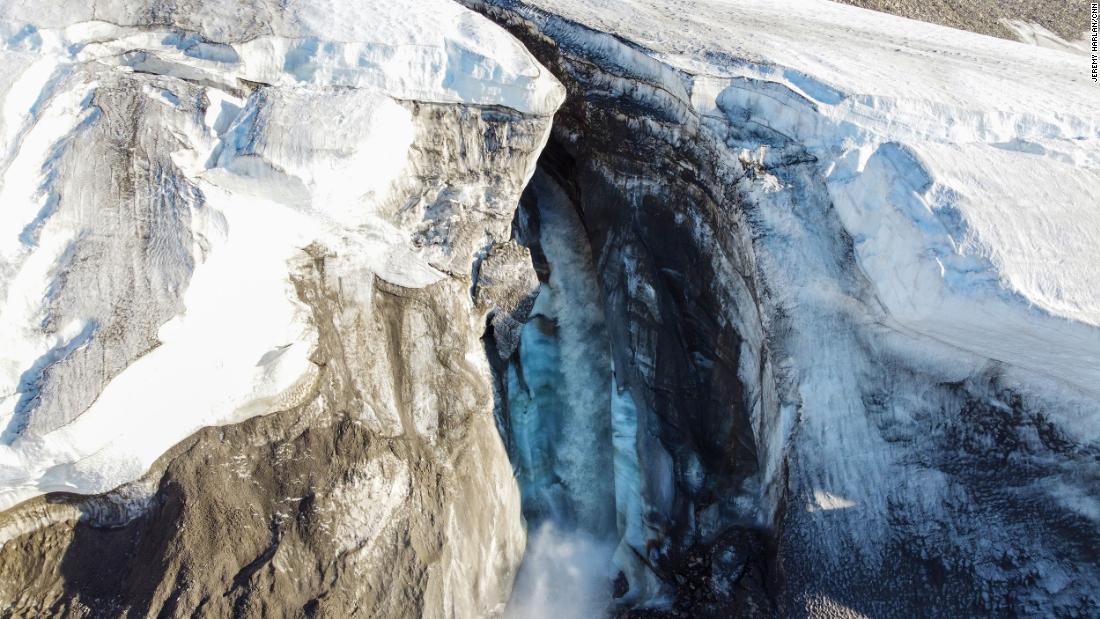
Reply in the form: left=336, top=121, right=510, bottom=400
left=493, top=101, right=777, bottom=616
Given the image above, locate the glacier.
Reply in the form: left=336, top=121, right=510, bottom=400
left=469, top=0, right=1100, bottom=615
left=0, top=0, right=1097, bottom=616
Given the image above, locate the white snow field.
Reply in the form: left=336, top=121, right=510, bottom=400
left=0, top=0, right=562, bottom=510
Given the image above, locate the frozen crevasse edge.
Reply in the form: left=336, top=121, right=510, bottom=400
left=0, top=0, right=563, bottom=115
left=0, top=0, right=563, bottom=511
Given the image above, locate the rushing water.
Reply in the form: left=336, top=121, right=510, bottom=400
left=501, top=169, right=623, bottom=617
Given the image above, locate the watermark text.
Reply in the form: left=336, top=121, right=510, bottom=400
left=1092, top=3, right=1098, bottom=81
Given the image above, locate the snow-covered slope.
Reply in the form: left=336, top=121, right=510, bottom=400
left=0, top=0, right=560, bottom=512
left=0, top=7, right=565, bottom=617
left=0, top=0, right=565, bottom=614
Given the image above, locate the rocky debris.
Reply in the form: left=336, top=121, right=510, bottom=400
left=836, top=0, right=1090, bottom=42
left=474, top=241, right=540, bottom=360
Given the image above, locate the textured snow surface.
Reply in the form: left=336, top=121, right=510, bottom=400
left=1003, top=20, right=1094, bottom=55
left=0, top=0, right=563, bottom=114
left=0, top=0, right=561, bottom=510
left=488, top=0, right=1100, bottom=397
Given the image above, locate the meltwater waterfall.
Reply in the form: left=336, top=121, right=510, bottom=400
left=500, top=168, right=621, bottom=617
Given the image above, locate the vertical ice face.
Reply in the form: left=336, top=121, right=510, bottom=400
left=510, top=170, right=614, bottom=533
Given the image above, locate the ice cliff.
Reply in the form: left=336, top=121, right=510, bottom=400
left=0, top=0, right=1098, bottom=617
left=468, top=0, right=1100, bottom=616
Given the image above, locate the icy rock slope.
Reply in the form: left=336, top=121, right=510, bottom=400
left=0, top=0, right=559, bottom=510
left=0, top=1, right=565, bottom=614
left=468, top=0, right=1100, bottom=614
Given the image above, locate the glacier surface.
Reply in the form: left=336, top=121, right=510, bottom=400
left=0, top=0, right=1098, bottom=615
left=482, top=0, right=1100, bottom=396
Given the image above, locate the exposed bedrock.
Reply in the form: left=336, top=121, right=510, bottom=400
left=467, top=1, right=1100, bottom=617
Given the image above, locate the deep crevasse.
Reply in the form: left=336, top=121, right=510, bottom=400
left=470, top=0, right=1100, bottom=615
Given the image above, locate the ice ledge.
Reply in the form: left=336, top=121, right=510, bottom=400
left=0, top=0, right=565, bottom=116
